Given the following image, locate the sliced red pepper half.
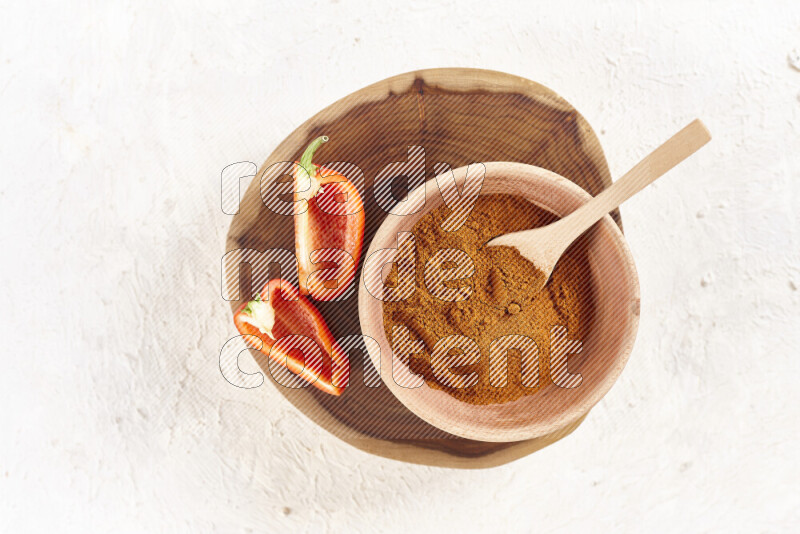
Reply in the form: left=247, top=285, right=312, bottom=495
left=233, top=279, right=350, bottom=396
left=293, top=136, right=365, bottom=301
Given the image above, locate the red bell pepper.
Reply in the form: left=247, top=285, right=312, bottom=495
left=293, top=136, right=365, bottom=301
left=233, top=279, right=349, bottom=396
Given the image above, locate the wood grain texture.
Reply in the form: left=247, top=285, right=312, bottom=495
left=225, top=68, right=620, bottom=468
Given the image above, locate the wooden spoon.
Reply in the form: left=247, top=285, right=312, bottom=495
left=486, top=119, right=711, bottom=289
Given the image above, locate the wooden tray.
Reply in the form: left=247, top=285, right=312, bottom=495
left=225, top=68, right=619, bottom=468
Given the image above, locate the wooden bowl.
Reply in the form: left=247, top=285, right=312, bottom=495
left=226, top=68, right=622, bottom=466
left=358, top=162, right=640, bottom=442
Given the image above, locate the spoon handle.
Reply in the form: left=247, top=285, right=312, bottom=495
left=556, top=119, right=711, bottom=246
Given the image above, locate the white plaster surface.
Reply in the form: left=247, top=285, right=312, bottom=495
left=1, top=1, right=799, bottom=532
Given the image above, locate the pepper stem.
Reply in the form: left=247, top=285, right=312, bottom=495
left=298, top=135, right=329, bottom=178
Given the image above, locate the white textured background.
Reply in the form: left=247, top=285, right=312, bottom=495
left=1, top=1, right=799, bottom=532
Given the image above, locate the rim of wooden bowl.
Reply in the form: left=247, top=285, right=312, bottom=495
left=358, top=161, right=640, bottom=442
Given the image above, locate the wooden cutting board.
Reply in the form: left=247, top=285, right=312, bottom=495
left=225, top=68, right=619, bottom=468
